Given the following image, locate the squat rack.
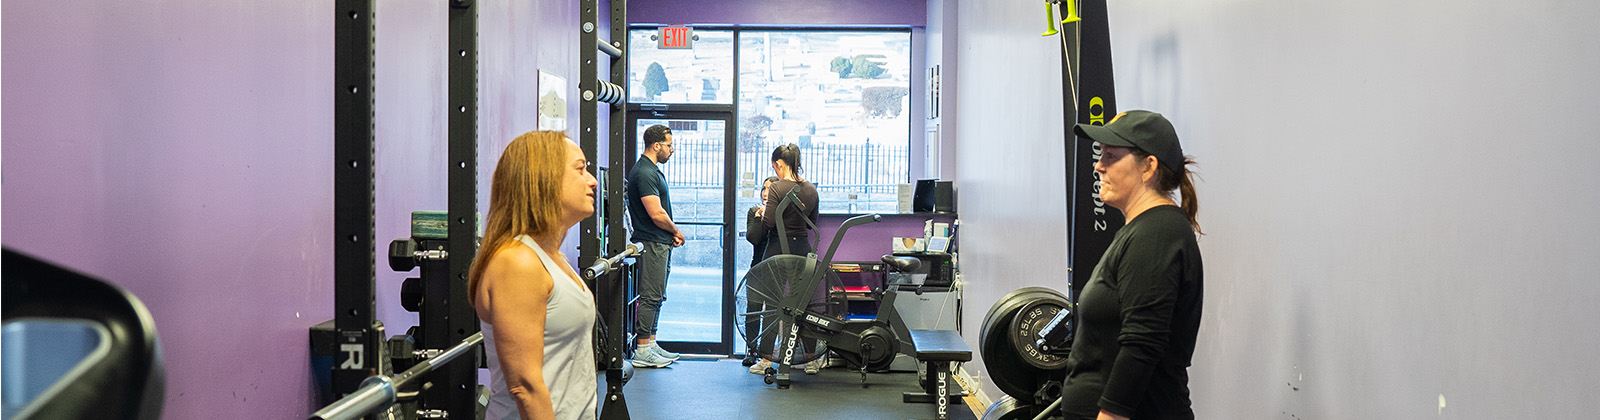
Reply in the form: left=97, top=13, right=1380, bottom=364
left=581, top=1, right=634, bottom=419
left=319, top=0, right=632, bottom=419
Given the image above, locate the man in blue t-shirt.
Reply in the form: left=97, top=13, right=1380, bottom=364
left=626, top=124, right=685, bottom=368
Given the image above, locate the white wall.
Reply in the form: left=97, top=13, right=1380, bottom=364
left=955, top=0, right=1600, bottom=417
left=951, top=0, right=1075, bottom=403
left=926, top=0, right=959, bottom=181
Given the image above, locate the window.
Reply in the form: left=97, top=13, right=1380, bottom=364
left=628, top=28, right=914, bottom=214
left=737, top=30, right=912, bottom=214
left=628, top=29, right=735, bottom=104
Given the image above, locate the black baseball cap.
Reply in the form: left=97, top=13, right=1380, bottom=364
left=1073, top=110, right=1185, bottom=174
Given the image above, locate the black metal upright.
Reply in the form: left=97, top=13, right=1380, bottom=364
left=332, top=0, right=379, bottom=400
left=580, top=0, right=602, bottom=286
left=580, top=0, right=632, bottom=296
left=1062, top=0, right=1121, bottom=299
left=584, top=0, right=633, bottom=419
left=438, top=0, right=482, bottom=419
left=606, top=0, right=629, bottom=268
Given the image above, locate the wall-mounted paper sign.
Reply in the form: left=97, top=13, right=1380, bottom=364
left=538, top=70, right=567, bottom=131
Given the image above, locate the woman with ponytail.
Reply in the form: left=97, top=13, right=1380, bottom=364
left=1061, top=111, right=1204, bottom=420
left=758, top=143, right=820, bottom=260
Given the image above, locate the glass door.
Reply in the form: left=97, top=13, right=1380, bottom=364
left=626, top=114, right=735, bottom=355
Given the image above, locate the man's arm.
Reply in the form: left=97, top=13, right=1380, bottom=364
left=641, top=195, right=677, bottom=233
left=641, top=195, right=685, bottom=246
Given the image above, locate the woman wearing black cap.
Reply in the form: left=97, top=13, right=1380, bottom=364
left=1063, top=110, right=1203, bottom=420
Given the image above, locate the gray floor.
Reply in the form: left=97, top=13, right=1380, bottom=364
left=603, top=358, right=979, bottom=420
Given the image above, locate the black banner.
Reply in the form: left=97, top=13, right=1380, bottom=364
left=1062, top=0, right=1123, bottom=299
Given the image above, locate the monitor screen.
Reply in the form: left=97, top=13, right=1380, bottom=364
left=913, top=179, right=937, bottom=213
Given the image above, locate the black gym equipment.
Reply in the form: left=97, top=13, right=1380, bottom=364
left=313, top=0, right=635, bottom=416
left=581, top=0, right=633, bottom=418
left=583, top=243, right=642, bottom=420
left=736, top=193, right=918, bottom=388
left=324, top=0, right=382, bottom=409
left=976, top=288, right=1076, bottom=420
left=2, top=249, right=166, bottom=420
left=313, top=0, right=489, bottom=419
left=901, top=329, right=974, bottom=420
left=1056, top=0, right=1122, bottom=300
left=310, top=333, right=484, bottom=420
left=978, top=288, right=1073, bottom=405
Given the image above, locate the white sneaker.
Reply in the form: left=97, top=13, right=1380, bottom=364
left=803, top=357, right=822, bottom=375
left=644, top=342, right=681, bottom=360
left=630, top=347, right=674, bottom=368
left=749, top=359, right=772, bottom=374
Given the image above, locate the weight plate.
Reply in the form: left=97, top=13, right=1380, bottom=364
left=1008, top=297, right=1071, bottom=370
left=979, top=287, right=1067, bottom=403
left=980, top=395, right=1042, bottom=420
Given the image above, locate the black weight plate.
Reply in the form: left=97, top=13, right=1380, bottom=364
left=1008, top=297, right=1071, bottom=370
left=979, top=287, right=1067, bottom=402
left=979, top=287, right=1059, bottom=353
left=980, top=288, right=1047, bottom=344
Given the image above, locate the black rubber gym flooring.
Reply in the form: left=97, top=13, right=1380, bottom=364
left=613, top=358, right=979, bottom=420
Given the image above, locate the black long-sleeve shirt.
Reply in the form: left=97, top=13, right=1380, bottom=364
left=1061, top=205, right=1203, bottom=420
left=746, top=206, right=768, bottom=266
left=760, top=179, right=819, bottom=259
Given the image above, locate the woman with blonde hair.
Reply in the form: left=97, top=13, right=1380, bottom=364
left=469, top=131, right=599, bottom=420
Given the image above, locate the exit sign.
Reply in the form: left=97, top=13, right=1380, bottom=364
left=658, top=26, right=693, bottom=49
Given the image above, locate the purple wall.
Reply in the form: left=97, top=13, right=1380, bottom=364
left=2, top=0, right=581, bottom=416
left=815, top=214, right=956, bottom=262
left=631, top=0, right=926, bottom=26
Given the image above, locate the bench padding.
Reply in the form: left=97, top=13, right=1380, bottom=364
left=908, top=329, right=971, bottom=362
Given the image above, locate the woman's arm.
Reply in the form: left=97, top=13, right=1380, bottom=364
left=746, top=207, right=767, bottom=246
left=474, top=246, right=557, bottom=420
left=762, top=182, right=784, bottom=230
left=802, top=182, right=820, bottom=230
left=1099, top=241, right=1185, bottom=418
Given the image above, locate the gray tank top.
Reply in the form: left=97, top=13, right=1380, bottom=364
left=483, top=235, right=597, bottom=420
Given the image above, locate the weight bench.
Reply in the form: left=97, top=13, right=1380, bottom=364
left=902, top=329, right=971, bottom=420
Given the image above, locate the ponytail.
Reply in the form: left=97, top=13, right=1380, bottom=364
left=1176, top=158, right=1201, bottom=235
left=771, top=143, right=802, bottom=178
left=1151, top=155, right=1202, bottom=234
left=1126, top=148, right=1202, bottom=234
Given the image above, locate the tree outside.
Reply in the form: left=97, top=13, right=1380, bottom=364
left=644, top=61, right=669, bottom=100
left=829, top=56, right=851, bottom=77
left=848, top=54, right=888, bottom=79
left=739, top=115, right=773, bottom=152
left=861, top=86, right=910, bottom=118
left=829, top=54, right=888, bottom=79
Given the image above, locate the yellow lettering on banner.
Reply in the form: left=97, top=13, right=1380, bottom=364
left=1087, top=97, right=1111, bottom=231
left=1088, top=97, right=1105, bottom=125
